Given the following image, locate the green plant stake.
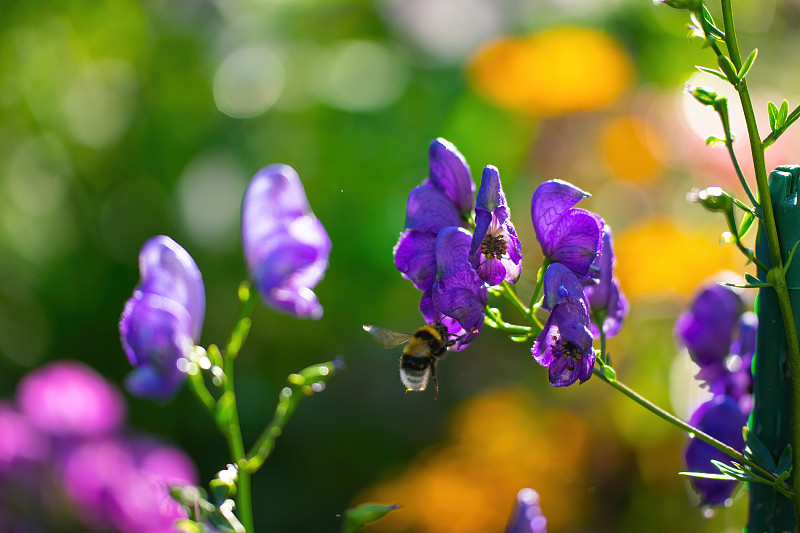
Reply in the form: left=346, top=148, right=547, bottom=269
left=751, top=165, right=800, bottom=533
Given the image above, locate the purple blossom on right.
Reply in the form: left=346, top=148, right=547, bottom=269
left=584, top=224, right=628, bottom=337
left=531, top=179, right=603, bottom=282
left=505, top=488, right=548, bottom=533
left=531, top=263, right=594, bottom=386
left=469, top=165, right=523, bottom=286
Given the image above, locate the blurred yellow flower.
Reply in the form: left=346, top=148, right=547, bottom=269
left=468, top=27, right=633, bottom=116
left=614, top=217, right=742, bottom=300
left=599, top=116, right=665, bottom=184
left=357, top=389, right=588, bottom=533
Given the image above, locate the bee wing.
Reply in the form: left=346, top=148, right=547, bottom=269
left=363, top=325, right=413, bottom=348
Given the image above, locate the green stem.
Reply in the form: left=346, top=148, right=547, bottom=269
left=763, top=105, right=800, bottom=148
left=591, top=367, right=786, bottom=489
left=485, top=307, right=534, bottom=335
left=720, top=0, right=800, bottom=518
left=527, top=261, right=549, bottom=312
left=717, top=104, right=759, bottom=210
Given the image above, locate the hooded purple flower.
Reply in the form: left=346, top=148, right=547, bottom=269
left=584, top=225, right=628, bottom=337
left=684, top=395, right=746, bottom=506
left=531, top=180, right=603, bottom=282
left=709, top=311, right=756, bottom=415
left=120, top=235, right=205, bottom=400
left=505, top=489, right=548, bottom=533
left=394, top=138, right=474, bottom=291
left=420, top=226, right=488, bottom=350
left=531, top=263, right=594, bottom=386
left=242, top=164, right=331, bottom=319
left=469, top=165, right=523, bottom=286
left=675, top=284, right=744, bottom=383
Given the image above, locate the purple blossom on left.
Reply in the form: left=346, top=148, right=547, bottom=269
left=120, top=235, right=206, bottom=400
left=242, top=164, right=331, bottom=319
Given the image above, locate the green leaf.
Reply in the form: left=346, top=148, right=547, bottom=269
left=779, top=99, right=790, bottom=127
left=602, top=364, right=617, bottom=381
left=783, top=240, right=800, bottom=275
left=777, top=444, right=793, bottom=473
left=768, top=101, right=779, bottom=131
left=679, top=471, right=737, bottom=481
left=509, top=333, right=533, bottom=343
left=717, top=55, right=738, bottom=83
left=746, top=430, right=778, bottom=472
left=700, top=6, right=725, bottom=39
left=696, top=65, right=729, bottom=81
left=341, top=503, right=400, bottom=533
left=745, top=272, right=764, bottom=285
left=737, top=48, right=758, bottom=81
left=705, top=135, right=725, bottom=146
left=738, top=211, right=756, bottom=239
left=215, top=391, right=236, bottom=430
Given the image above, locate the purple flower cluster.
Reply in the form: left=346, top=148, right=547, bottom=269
left=394, top=139, right=521, bottom=349
left=121, top=165, right=330, bottom=399
left=529, top=181, right=626, bottom=386
left=676, top=283, right=755, bottom=506
left=0, top=361, right=197, bottom=532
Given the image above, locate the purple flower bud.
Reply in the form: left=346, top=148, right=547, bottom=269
left=16, top=361, right=125, bottom=438
left=242, top=164, right=331, bottom=320
left=469, top=166, right=523, bottom=286
left=421, top=227, right=488, bottom=350
left=584, top=225, right=628, bottom=337
left=532, top=263, right=594, bottom=386
left=675, top=284, right=743, bottom=380
left=684, top=396, right=746, bottom=506
left=425, top=138, right=475, bottom=217
left=505, top=488, right=548, bottom=533
left=120, top=235, right=206, bottom=400
left=531, top=180, right=603, bottom=281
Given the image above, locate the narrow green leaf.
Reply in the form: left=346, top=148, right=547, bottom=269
left=779, top=99, right=790, bottom=127
left=679, top=471, right=737, bottom=481
left=746, top=431, right=777, bottom=472
left=717, top=55, right=738, bottom=83
left=341, top=503, right=400, bottom=533
left=696, top=65, right=729, bottom=81
left=738, top=211, right=756, bottom=239
left=700, top=6, right=725, bottom=39
left=777, top=444, right=793, bottom=473
left=783, top=240, right=800, bottom=275
left=768, top=101, right=779, bottom=131
left=705, top=135, right=725, bottom=146
left=737, top=48, right=758, bottom=81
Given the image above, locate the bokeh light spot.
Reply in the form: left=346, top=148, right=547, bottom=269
left=213, top=44, right=285, bottom=119
left=469, top=27, right=633, bottom=116
left=599, top=116, right=665, bottom=184
left=323, top=40, right=409, bottom=112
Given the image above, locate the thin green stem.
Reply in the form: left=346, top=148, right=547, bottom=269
left=501, top=281, right=531, bottom=316
left=485, top=307, right=533, bottom=335
left=187, top=370, right=216, bottom=414
left=592, top=367, right=788, bottom=490
left=528, top=261, right=549, bottom=311
left=720, top=0, right=800, bottom=518
left=716, top=104, right=759, bottom=209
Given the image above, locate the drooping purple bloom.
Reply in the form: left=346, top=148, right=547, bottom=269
left=395, top=138, right=474, bottom=291
left=469, top=165, right=523, bottom=286
left=421, top=226, right=488, bottom=350
left=531, top=263, right=594, bottom=386
left=16, top=361, right=125, bottom=438
left=120, top=235, right=206, bottom=400
left=675, top=284, right=743, bottom=383
left=531, top=180, right=603, bottom=282
left=242, top=164, right=331, bottom=319
left=505, top=488, right=548, bottom=533
left=684, top=396, right=746, bottom=506
left=709, top=311, right=756, bottom=415
left=584, top=225, right=628, bottom=337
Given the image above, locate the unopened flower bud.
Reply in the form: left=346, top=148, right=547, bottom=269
left=687, top=187, right=734, bottom=213
left=687, top=85, right=719, bottom=107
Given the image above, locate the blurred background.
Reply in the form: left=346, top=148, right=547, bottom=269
left=2, top=0, right=800, bottom=531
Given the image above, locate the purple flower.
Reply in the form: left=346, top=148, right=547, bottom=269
left=16, top=361, right=125, bottom=438
left=709, top=311, right=756, bottom=415
left=120, top=235, right=205, bottom=400
left=505, top=488, right=548, bottom=533
left=531, top=180, right=603, bottom=282
left=684, top=396, right=746, bottom=506
left=469, top=165, right=523, bottom=286
left=394, top=138, right=474, bottom=291
left=0, top=403, right=48, bottom=471
left=675, top=284, right=743, bottom=382
left=421, top=227, right=488, bottom=350
left=531, top=263, right=594, bottom=386
left=242, top=164, right=331, bottom=319
left=584, top=225, right=628, bottom=337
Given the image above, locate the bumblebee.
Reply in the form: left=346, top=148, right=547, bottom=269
left=363, top=323, right=455, bottom=397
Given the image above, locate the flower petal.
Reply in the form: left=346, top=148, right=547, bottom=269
left=531, top=179, right=590, bottom=244
left=542, top=209, right=603, bottom=277
left=542, top=263, right=587, bottom=311
left=435, top=226, right=475, bottom=278
left=675, top=284, right=742, bottom=368
left=405, top=185, right=463, bottom=234
left=394, top=230, right=438, bottom=291
left=426, top=138, right=475, bottom=216
left=476, top=165, right=504, bottom=214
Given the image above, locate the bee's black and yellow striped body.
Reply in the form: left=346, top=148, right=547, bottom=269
left=363, top=323, right=453, bottom=397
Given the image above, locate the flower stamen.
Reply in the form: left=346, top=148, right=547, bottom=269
left=481, top=233, right=507, bottom=259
